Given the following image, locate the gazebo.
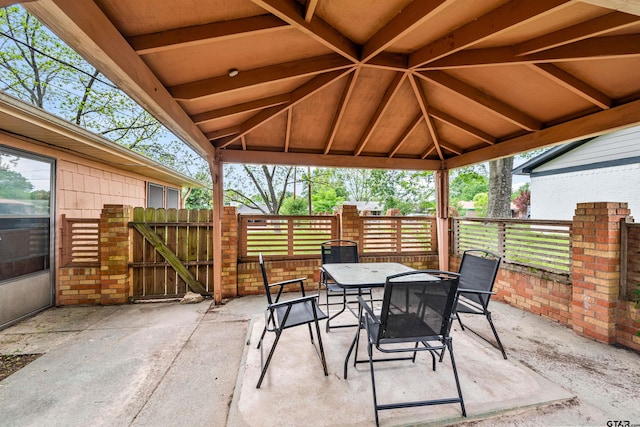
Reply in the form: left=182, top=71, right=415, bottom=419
left=19, top=0, right=640, bottom=303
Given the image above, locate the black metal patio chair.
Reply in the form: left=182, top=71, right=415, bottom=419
left=454, top=249, right=507, bottom=359
left=349, top=270, right=466, bottom=426
left=256, top=253, right=328, bottom=388
left=319, top=239, right=372, bottom=331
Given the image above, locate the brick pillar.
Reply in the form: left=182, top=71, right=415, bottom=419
left=221, top=206, right=238, bottom=299
left=99, top=205, right=131, bottom=304
left=571, top=202, right=630, bottom=343
left=338, top=204, right=359, bottom=242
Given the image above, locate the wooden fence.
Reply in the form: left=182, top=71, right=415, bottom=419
left=130, top=208, right=213, bottom=298
left=238, top=214, right=338, bottom=260
left=621, top=220, right=640, bottom=301
left=452, top=217, right=572, bottom=274
left=359, top=216, right=437, bottom=255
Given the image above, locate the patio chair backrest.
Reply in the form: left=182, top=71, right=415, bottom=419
left=258, top=253, right=274, bottom=305
left=321, top=239, right=358, bottom=264
left=377, top=271, right=460, bottom=343
left=457, top=250, right=501, bottom=306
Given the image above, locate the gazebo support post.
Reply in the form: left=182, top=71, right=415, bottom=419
left=436, top=169, right=450, bottom=271
left=210, top=151, right=224, bottom=304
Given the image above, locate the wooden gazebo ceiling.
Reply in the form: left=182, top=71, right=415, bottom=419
left=24, top=0, right=640, bottom=171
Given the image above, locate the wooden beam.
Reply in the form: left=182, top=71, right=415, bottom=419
left=284, top=109, right=292, bottom=152
left=429, top=107, right=496, bottom=145
left=128, top=15, right=288, bottom=55
left=241, top=135, right=247, bottom=150
left=210, top=152, right=223, bottom=304
left=169, top=54, right=352, bottom=101
left=25, top=0, right=214, bottom=158
left=530, top=63, right=612, bottom=109
left=324, top=68, right=359, bottom=154
left=435, top=169, right=449, bottom=271
left=219, top=149, right=443, bottom=170
left=305, top=0, right=318, bottom=22
left=192, top=94, right=290, bottom=124
left=420, top=144, right=437, bottom=159
left=213, top=68, right=352, bottom=146
left=514, top=11, right=640, bottom=56
left=251, top=0, right=359, bottom=62
left=361, top=0, right=451, bottom=62
left=424, top=35, right=640, bottom=69
left=409, top=0, right=571, bottom=67
left=388, top=113, right=423, bottom=157
left=440, top=140, right=463, bottom=155
left=409, top=74, right=443, bottom=159
left=205, top=125, right=241, bottom=140
left=354, top=72, right=406, bottom=156
left=362, top=52, right=408, bottom=71
left=445, top=97, right=640, bottom=169
left=417, top=71, right=542, bottom=131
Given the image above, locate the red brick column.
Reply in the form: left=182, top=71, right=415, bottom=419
left=338, top=204, right=359, bottom=242
left=221, top=206, right=238, bottom=298
left=571, top=202, right=630, bottom=343
left=99, top=205, right=131, bottom=304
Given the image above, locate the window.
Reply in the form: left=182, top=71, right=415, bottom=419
left=147, top=183, right=164, bottom=208
left=0, top=146, right=53, bottom=282
left=147, top=183, right=180, bottom=209
left=166, top=187, right=179, bottom=209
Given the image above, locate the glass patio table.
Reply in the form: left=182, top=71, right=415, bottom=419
left=321, top=262, right=439, bottom=377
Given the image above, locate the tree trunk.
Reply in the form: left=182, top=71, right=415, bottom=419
left=487, top=157, right=513, bottom=218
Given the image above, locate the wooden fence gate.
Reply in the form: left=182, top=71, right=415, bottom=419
left=130, top=207, right=213, bottom=299
left=621, top=220, right=640, bottom=301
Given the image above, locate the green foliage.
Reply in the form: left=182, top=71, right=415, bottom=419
left=280, top=196, right=308, bottom=215
left=473, top=192, right=488, bottom=217
left=0, top=162, right=33, bottom=199
left=0, top=6, right=207, bottom=180
left=311, top=187, right=343, bottom=213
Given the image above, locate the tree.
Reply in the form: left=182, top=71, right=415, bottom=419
left=369, top=169, right=435, bottom=214
left=512, top=183, right=530, bottom=217
left=280, top=196, right=308, bottom=215
left=487, top=158, right=514, bottom=218
left=311, top=187, right=344, bottom=213
left=224, top=165, right=294, bottom=214
left=473, top=192, right=488, bottom=217
left=0, top=6, right=206, bottom=179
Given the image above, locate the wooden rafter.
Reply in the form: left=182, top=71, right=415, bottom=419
left=323, top=67, right=360, bottom=155
left=219, top=149, right=442, bottom=170
left=439, top=140, right=463, bottom=155
left=353, top=72, right=406, bottom=156
left=192, top=94, right=290, bottom=124
left=284, top=108, right=292, bottom=152
left=423, top=35, right=640, bottom=70
left=429, top=107, right=496, bottom=145
left=363, top=52, right=408, bottom=71
left=128, top=15, right=288, bottom=55
left=205, top=125, right=242, bottom=140
left=305, top=0, right=318, bottom=22
left=241, top=135, right=247, bottom=150
left=361, top=0, right=451, bottom=62
left=213, top=68, right=353, bottom=147
left=417, top=71, right=542, bottom=131
left=514, top=11, right=640, bottom=56
left=409, top=0, right=572, bottom=67
left=388, top=113, right=423, bottom=158
left=530, top=63, right=612, bottom=109
left=409, top=74, right=443, bottom=160
left=251, top=0, right=359, bottom=62
left=169, top=54, right=352, bottom=101
left=420, top=144, right=437, bottom=160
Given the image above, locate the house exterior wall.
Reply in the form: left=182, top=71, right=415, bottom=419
left=529, top=127, right=640, bottom=220
left=1, top=132, right=180, bottom=306
left=531, top=164, right=640, bottom=219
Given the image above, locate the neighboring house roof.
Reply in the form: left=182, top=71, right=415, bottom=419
left=344, top=201, right=383, bottom=212
left=513, top=126, right=640, bottom=177
left=236, top=204, right=268, bottom=214
left=0, top=92, right=203, bottom=188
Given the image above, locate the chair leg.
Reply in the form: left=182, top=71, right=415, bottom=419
left=486, top=312, right=508, bottom=359
left=446, top=338, right=466, bottom=417
left=257, top=326, right=267, bottom=349
left=313, top=316, right=329, bottom=376
left=367, top=341, right=381, bottom=427
left=257, top=330, right=282, bottom=388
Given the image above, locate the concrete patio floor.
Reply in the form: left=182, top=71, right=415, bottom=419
left=0, top=294, right=638, bottom=426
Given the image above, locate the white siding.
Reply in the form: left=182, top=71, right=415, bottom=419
left=530, top=163, right=640, bottom=220
left=535, top=127, right=640, bottom=172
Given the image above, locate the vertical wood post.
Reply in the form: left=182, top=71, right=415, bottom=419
left=435, top=169, right=450, bottom=271
left=210, top=151, right=224, bottom=304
